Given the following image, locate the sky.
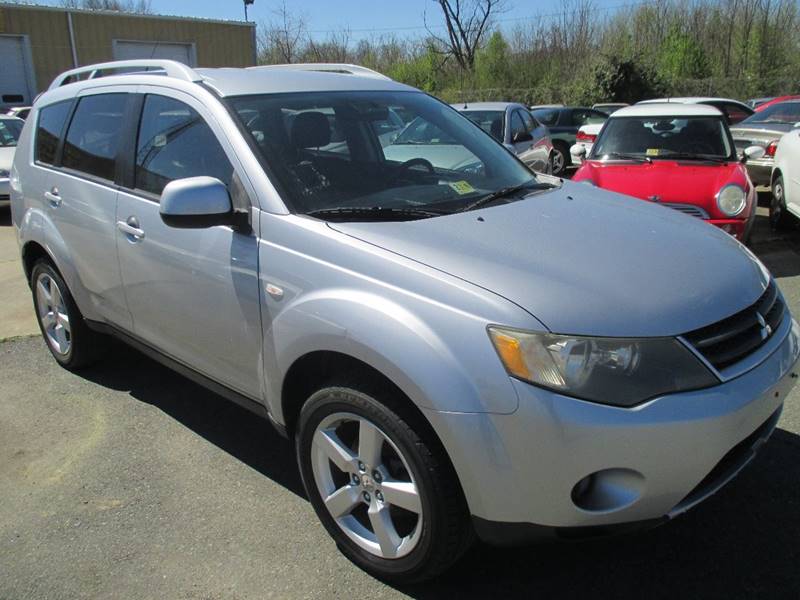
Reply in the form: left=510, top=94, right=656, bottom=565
left=24, top=0, right=648, bottom=40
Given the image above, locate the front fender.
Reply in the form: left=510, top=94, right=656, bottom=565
left=264, top=288, right=521, bottom=422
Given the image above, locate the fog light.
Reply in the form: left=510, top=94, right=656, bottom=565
left=571, top=468, right=645, bottom=512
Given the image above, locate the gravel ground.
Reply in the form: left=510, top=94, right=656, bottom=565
left=1, top=208, right=799, bottom=599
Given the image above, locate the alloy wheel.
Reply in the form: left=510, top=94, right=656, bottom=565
left=551, top=148, right=565, bottom=174
left=35, top=273, right=71, bottom=356
left=310, top=412, right=423, bottom=559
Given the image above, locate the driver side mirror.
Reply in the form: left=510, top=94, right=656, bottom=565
left=570, top=144, right=587, bottom=158
left=160, top=176, right=244, bottom=230
left=741, top=145, right=765, bottom=162
left=512, top=131, right=533, bottom=143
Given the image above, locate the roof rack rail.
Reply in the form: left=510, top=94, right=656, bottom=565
left=249, top=63, right=391, bottom=81
left=48, top=60, right=202, bottom=90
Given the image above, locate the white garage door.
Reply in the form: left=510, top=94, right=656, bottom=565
left=0, top=35, right=35, bottom=107
left=113, top=40, right=195, bottom=66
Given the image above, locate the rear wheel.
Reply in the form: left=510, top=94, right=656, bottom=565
left=770, top=174, right=796, bottom=230
left=30, top=260, right=104, bottom=369
left=296, top=379, right=473, bottom=582
left=551, top=141, right=569, bottom=176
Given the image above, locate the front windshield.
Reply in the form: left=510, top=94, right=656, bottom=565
left=741, top=101, right=800, bottom=125
left=459, top=111, right=505, bottom=142
left=591, top=116, right=734, bottom=160
left=228, top=91, right=539, bottom=219
left=0, top=119, right=22, bottom=147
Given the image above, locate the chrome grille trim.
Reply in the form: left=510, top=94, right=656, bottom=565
left=661, top=203, right=709, bottom=219
left=683, top=280, right=786, bottom=372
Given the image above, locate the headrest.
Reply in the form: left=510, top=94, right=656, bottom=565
left=290, top=112, right=331, bottom=148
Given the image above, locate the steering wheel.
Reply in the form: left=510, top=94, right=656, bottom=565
left=392, top=158, right=436, bottom=181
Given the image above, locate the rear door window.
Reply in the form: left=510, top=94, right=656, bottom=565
left=35, top=101, right=72, bottom=165
left=135, top=94, right=233, bottom=197
left=62, top=93, right=127, bottom=181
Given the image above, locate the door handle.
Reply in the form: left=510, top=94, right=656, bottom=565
left=44, top=188, right=61, bottom=207
left=116, top=219, right=145, bottom=241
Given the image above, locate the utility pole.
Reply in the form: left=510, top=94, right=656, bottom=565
left=244, top=0, right=255, bottom=21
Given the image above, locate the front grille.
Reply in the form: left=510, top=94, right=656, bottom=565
left=662, top=203, right=709, bottom=219
left=684, top=280, right=785, bottom=370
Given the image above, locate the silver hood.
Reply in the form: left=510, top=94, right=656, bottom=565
left=330, top=182, right=769, bottom=337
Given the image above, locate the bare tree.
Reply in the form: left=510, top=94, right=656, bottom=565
left=60, top=0, right=152, bottom=12
left=258, top=1, right=308, bottom=64
left=426, top=0, right=505, bottom=70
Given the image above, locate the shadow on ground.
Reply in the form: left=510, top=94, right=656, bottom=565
left=0, top=208, right=10, bottom=227
left=79, top=339, right=305, bottom=498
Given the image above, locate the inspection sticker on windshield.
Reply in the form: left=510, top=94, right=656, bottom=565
left=646, top=148, right=660, bottom=156
left=448, top=180, right=476, bottom=195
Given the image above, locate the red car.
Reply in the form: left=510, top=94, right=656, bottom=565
left=755, top=95, right=800, bottom=112
left=571, top=103, right=763, bottom=243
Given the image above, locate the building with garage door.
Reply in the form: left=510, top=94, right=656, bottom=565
left=0, top=2, right=256, bottom=109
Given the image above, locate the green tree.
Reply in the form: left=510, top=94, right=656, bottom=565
left=657, top=26, right=710, bottom=82
left=574, top=55, right=664, bottom=104
left=474, top=30, right=513, bottom=88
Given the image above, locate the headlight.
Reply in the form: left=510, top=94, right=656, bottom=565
left=0, top=169, right=9, bottom=179
left=488, top=327, right=717, bottom=407
left=716, top=184, right=746, bottom=217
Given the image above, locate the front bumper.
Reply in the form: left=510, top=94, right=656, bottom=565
left=744, top=159, right=774, bottom=187
left=706, top=217, right=749, bottom=240
left=424, top=318, right=800, bottom=540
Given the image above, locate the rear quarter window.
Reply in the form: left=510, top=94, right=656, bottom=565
left=35, top=101, right=72, bottom=165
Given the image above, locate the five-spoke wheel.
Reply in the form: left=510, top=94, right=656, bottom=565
left=297, top=382, right=473, bottom=582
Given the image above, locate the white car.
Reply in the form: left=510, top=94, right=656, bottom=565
left=570, top=122, right=603, bottom=164
left=0, top=115, right=24, bottom=208
left=770, top=124, right=800, bottom=229
left=638, top=97, right=754, bottom=125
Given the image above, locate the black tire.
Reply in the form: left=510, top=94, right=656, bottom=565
left=30, top=259, right=104, bottom=369
left=551, top=141, right=569, bottom=176
left=296, top=377, right=473, bottom=583
left=770, top=174, right=796, bottom=230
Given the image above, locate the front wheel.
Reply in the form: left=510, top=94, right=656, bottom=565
left=296, top=380, right=473, bottom=582
left=770, top=175, right=796, bottom=230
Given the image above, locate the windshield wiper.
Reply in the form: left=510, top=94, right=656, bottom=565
left=603, top=152, right=652, bottom=164
left=457, top=181, right=555, bottom=213
left=305, top=206, right=447, bottom=222
left=659, top=152, right=727, bottom=164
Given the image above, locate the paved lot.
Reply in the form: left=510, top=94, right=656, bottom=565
left=1, top=205, right=800, bottom=599
left=0, top=210, right=38, bottom=340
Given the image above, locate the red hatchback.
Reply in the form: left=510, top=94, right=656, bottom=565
left=571, top=104, right=761, bottom=242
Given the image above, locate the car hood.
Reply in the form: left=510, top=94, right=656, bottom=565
left=0, top=146, right=15, bottom=171
left=329, top=182, right=769, bottom=337
left=574, top=160, right=745, bottom=211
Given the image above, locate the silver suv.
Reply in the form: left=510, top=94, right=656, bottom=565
left=10, top=60, right=800, bottom=582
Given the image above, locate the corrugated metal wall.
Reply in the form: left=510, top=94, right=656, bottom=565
left=0, top=4, right=255, bottom=93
